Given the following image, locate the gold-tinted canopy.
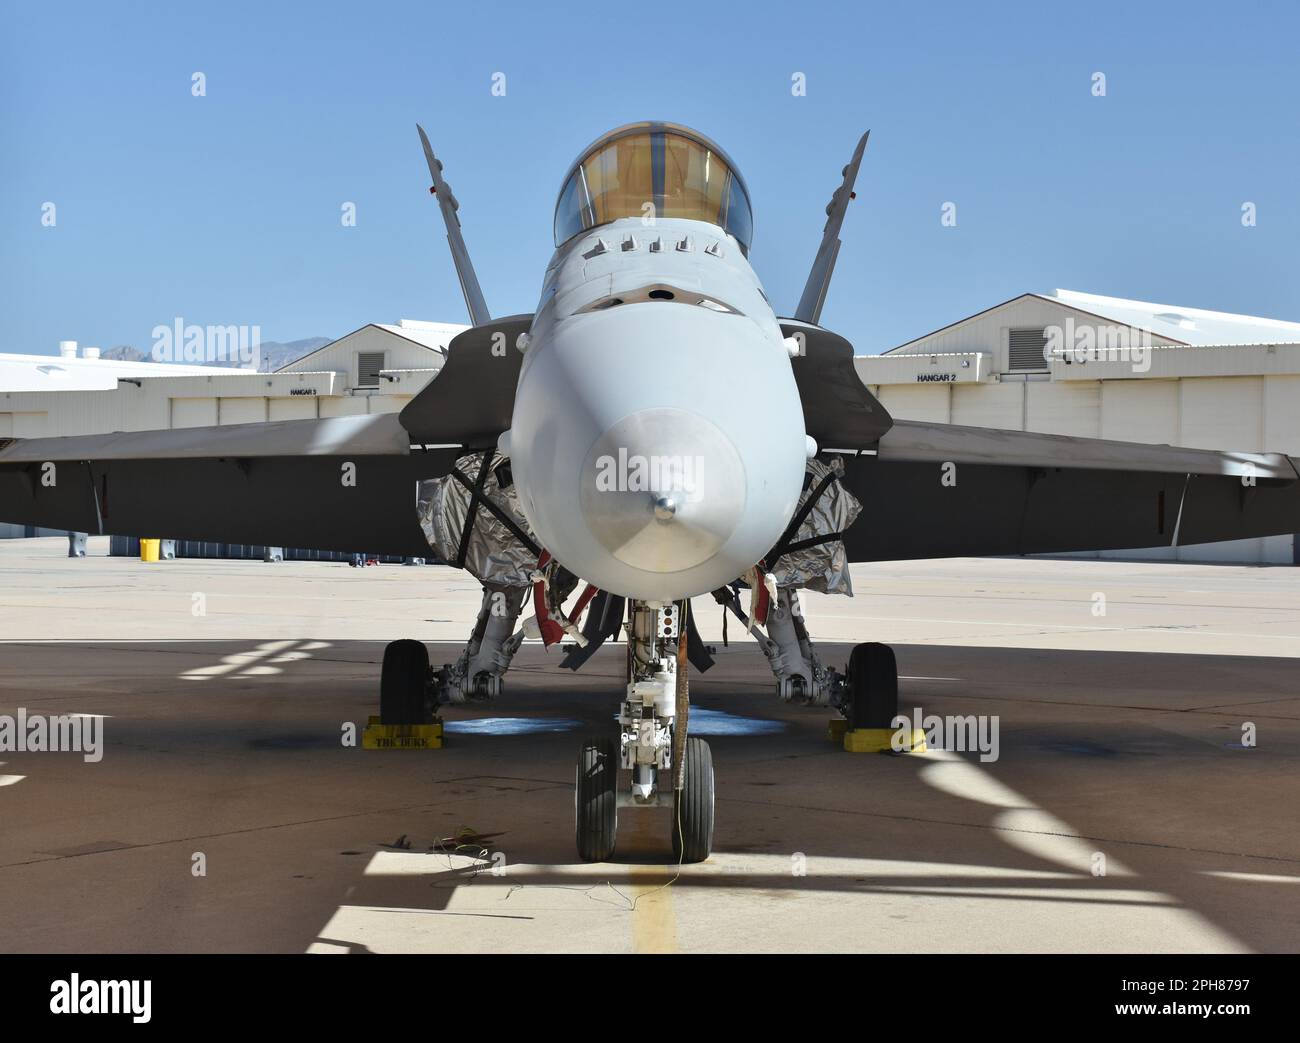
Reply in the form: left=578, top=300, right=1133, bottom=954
left=554, top=122, right=753, bottom=251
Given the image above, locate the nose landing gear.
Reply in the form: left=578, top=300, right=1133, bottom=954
left=575, top=737, right=619, bottom=862
left=672, top=736, right=715, bottom=863
left=574, top=599, right=715, bottom=863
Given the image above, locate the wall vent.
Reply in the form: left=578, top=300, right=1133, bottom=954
left=356, top=351, right=386, bottom=388
left=1008, top=328, right=1049, bottom=371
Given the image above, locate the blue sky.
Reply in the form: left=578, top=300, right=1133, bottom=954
left=2, top=0, right=1297, bottom=357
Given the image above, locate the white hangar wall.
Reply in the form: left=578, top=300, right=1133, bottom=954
left=0, top=320, right=464, bottom=539
left=858, top=291, right=1300, bottom=564
left=0, top=320, right=463, bottom=439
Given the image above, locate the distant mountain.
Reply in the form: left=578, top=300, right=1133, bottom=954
left=101, top=345, right=150, bottom=363
left=99, top=338, right=332, bottom=372
left=256, top=338, right=332, bottom=372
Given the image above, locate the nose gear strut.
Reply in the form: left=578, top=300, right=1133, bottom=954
left=574, top=598, right=715, bottom=863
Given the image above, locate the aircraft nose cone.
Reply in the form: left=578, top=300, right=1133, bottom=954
left=580, top=408, right=747, bottom=574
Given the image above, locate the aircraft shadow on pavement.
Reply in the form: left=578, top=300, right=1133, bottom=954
left=0, top=639, right=1296, bottom=952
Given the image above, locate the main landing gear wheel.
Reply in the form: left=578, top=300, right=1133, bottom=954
left=672, top=736, right=715, bottom=864
left=380, top=639, right=430, bottom=724
left=846, top=641, right=898, bottom=730
left=575, top=737, right=618, bottom=862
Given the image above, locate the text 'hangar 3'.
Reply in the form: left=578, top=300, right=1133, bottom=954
left=4, top=120, right=1300, bottom=863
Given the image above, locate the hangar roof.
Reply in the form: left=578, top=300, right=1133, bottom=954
left=374, top=320, right=467, bottom=352
left=0, top=352, right=245, bottom=393
left=888, top=289, right=1300, bottom=354
left=1045, top=289, right=1300, bottom=347
left=276, top=319, right=466, bottom=373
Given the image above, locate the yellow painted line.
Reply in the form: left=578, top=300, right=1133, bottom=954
left=626, top=815, right=678, bottom=954
left=628, top=868, right=678, bottom=954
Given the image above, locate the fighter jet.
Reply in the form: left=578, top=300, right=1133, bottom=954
left=4, top=121, right=1300, bottom=863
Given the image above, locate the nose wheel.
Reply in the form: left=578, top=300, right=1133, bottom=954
left=575, top=738, right=619, bottom=862
left=572, top=733, right=715, bottom=864
left=573, top=599, right=714, bottom=864
left=671, top=736, right=714, bottom=863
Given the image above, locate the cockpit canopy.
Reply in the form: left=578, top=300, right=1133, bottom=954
left=554, top=122, right=753, bottom=252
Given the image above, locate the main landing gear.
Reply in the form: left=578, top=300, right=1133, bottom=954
left=844, top=641, right=899, bottom=730
left=574, top=599, right=715, bottom=864
left=379, top=638, right=433, bottom=724
left=732, top=585, right=902, bottom=738
left=377, top=583, right=530, bottom=726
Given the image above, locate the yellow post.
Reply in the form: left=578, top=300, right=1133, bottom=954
left=139, top=538, right=161, bottom=563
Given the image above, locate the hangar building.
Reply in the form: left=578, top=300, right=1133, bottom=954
left=0, top=320, right=463, bottom=540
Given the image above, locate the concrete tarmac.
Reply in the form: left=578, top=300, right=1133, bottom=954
left=0, top=538, right=1297, bottom=953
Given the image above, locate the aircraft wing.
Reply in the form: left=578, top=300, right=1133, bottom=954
left=877, top=419, right=1295, bottom=480
left=839, top=419, right=1300, bottom=561
left=0, top=413, right=412, bottom=464
left=0, top=415, right=459, bottom=556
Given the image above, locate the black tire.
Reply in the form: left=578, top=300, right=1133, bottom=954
left=380, top=639, right=430, bottom=724
left=672, top=737, right=715, bottom=864
left=575, top=738, right=618, bottom=862
left=846, top=641, right=898, bottom=730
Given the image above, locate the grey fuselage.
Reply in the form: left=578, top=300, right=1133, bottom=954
left=508, top=216, right=809, bottom=602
